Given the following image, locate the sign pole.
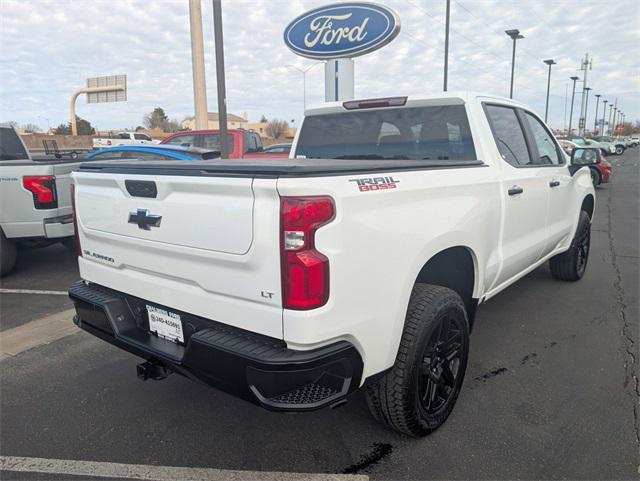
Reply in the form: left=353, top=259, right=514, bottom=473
left=189, top=0, right=209, bottom=130
left=325, top=59, right=354, bottom=102
left=212, top=0, right=229, bottom=158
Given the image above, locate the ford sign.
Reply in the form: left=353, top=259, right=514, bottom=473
left=284, top=2, right=401, bottom=60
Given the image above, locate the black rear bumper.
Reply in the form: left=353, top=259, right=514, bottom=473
left=68, top=280, right=363, bottom=411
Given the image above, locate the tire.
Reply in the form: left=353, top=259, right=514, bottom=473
left=70, top=151, right=78, bottom=159
left=590, top=167, right=601, bottom=186
left=1, top=230, right=17, bottom=277
left=61, top=237, right=77, bottom=251
left=600, top=149, right=608, bottom=157
left=549, top=210, right=591, bottom=281
left=615, top=145, right=625, bottom=155
left=365, top=284, right=470, bottom=437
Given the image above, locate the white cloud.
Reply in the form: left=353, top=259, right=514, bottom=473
left=0, top=0, right=638, bottom=131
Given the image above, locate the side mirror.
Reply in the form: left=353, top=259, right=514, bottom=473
left=569, top=147, right=599, bottom=175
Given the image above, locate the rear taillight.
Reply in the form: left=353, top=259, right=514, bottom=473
left=280, top=196, right=335, bottom=310
left=23, top=175, right=57, bottom=209
left=70, top=183, right=81, bottom=256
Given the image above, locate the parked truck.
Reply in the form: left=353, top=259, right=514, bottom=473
left=68, top=93, right=597, bottom=436
left=92, top=132, right=159, bottom=150
left=0, top=124, right=79, bottom=276
left=161, top=129, right=288, bottom=159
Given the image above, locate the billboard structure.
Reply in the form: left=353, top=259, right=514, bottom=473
left=86, top=75, right=127, bottom=103
left=70, top=75, right=127, bottom=135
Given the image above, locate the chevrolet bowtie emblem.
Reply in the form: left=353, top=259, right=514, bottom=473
left=128, top=209, right=162, bottom=230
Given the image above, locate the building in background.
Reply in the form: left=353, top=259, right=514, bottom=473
left=182, top=112, right=248, bottom=130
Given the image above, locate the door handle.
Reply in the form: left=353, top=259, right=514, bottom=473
left=508, top=186, right=524, bottom=196
left=549, top=180, right=560, bottom=188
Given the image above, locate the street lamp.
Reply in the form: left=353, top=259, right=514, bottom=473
left=601, top=100, right=608, bottom=135
left=608, top=104, right=614, bottom=136
left=543, top=59, right=556, bottom=123
left=593, top=94, right=601, bottom=133
left=583, top=87, right=591, bottom=135
left=38, top=115, right=51, bottom=133
left=568, top=76, right=579, bottom=136
left=286, top=63, right=322, bottom=111
left=505, top=29, right=524, bottom=99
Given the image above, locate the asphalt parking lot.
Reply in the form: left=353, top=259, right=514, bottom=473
left=1, top=150, right=638, bottom=480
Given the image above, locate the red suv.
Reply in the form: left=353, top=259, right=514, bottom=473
left=161, top=129, right=288, bottom=159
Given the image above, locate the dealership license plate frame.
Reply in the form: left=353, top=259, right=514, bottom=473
left=146, top=305, right=184, bottom=344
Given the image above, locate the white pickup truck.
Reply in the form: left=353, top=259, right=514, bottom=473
left=0, top=124, right=78, bottom=276
left=92, top=132, right=159, bottom=150
left=69, top=92, right=597, bottom=436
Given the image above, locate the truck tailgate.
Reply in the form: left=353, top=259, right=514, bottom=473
left=72, top=170, right=283, bottom=339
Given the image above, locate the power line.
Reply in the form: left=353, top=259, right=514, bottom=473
left=403, top=0, right=505, bottom=63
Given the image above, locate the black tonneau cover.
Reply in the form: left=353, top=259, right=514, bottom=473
left=78, top=157, right=485, bottom=178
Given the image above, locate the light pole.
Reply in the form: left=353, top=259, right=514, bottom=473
left=543, top=59, right=556, bottom=123
left=505, top=29, right=524, bottom=99
left=608, top=104, right=614, bottom=136
left=601, top=100, right=608, bottom=135
left=443, top=0, right=451, bottom=91
left=568, top=76, right=579, bottom=136
left=593, top=94, right=601, bottom=134
left=612, top=106, right=617, bottom=136
left=583, top=87, right=591, bottom=135
left=287, top=63, right=322, bottom=111
left=38, top=115, right=51, bottom=133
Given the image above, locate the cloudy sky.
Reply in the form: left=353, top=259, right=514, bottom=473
left=1, top=0, right=638, bottom=132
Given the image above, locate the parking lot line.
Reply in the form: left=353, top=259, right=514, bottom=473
left=0, top=456, right=368, bottom=481
left=0, top=288, right=68, bottom=295
left=0, top=309, right=77, bottom=359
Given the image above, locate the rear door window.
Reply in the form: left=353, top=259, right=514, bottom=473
left=0, top=127, right=29, bottom=160
left=164, top=135, right=196, bottom=147
left=202, top=134, right=234, bottom=151
left=295, top=105, right=476, bottom=161
left=484, top=104, right=532, bottom=167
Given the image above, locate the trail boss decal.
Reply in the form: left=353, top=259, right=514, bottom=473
left=349, top=176, right=400, bottom=192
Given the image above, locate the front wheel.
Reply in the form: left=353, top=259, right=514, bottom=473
left=1, top=230, right=17, bottom=277
left=366, top=284, right=470, bottom=437
left=549, top=210, right=591, bottom=281
left=615, top=145, right=625, bottom=155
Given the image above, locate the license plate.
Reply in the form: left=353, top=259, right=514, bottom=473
left=146, top=305, right=184, bottom=343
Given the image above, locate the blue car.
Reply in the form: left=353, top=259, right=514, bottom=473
left=85, top=145, right=220, bottom=161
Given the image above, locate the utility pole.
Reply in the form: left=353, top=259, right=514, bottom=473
left=563, top=83, right=568, bottom=132
left=583, top=87, right=591, bottom=134
left=189, top=0, right=209, bottom=130
left=443, top=0, right=450, bottom=92
left=506, top=29, right=524, bottom=99
left=577, top=53, right=592, bottom=136
left=543, top=59, right=556, bottom=123
left=568, top=76, right=579, bottom=136
left=593, top=94, right=601, bottom=134
left=212, top=0, right=229, bottom=158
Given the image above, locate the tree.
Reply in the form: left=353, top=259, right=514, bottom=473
left=260, top=114, right=268, bottom=123
left=135, top=125, right=145, bottom=132
left=7, top=120, right=18, bottom=129
left=21, top=123, right=40, bottom=133
left=143, top=107, right=168, bottom=130
left=164, top=119, right=182, bottom=133
left=265, top=119, right=289, bottom=139
left=53, top=116, right=94, bottom=135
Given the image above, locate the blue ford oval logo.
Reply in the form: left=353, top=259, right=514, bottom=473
left=284, top=2, right=401, bottom=59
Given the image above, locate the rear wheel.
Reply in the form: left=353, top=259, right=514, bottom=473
left=1, top=230, right=17, bottom=277
left=366, top=284, right=470, bottom=437
left=549, top=210, right=591, bottom=281
left=615, top=145, right=625, bottom=155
